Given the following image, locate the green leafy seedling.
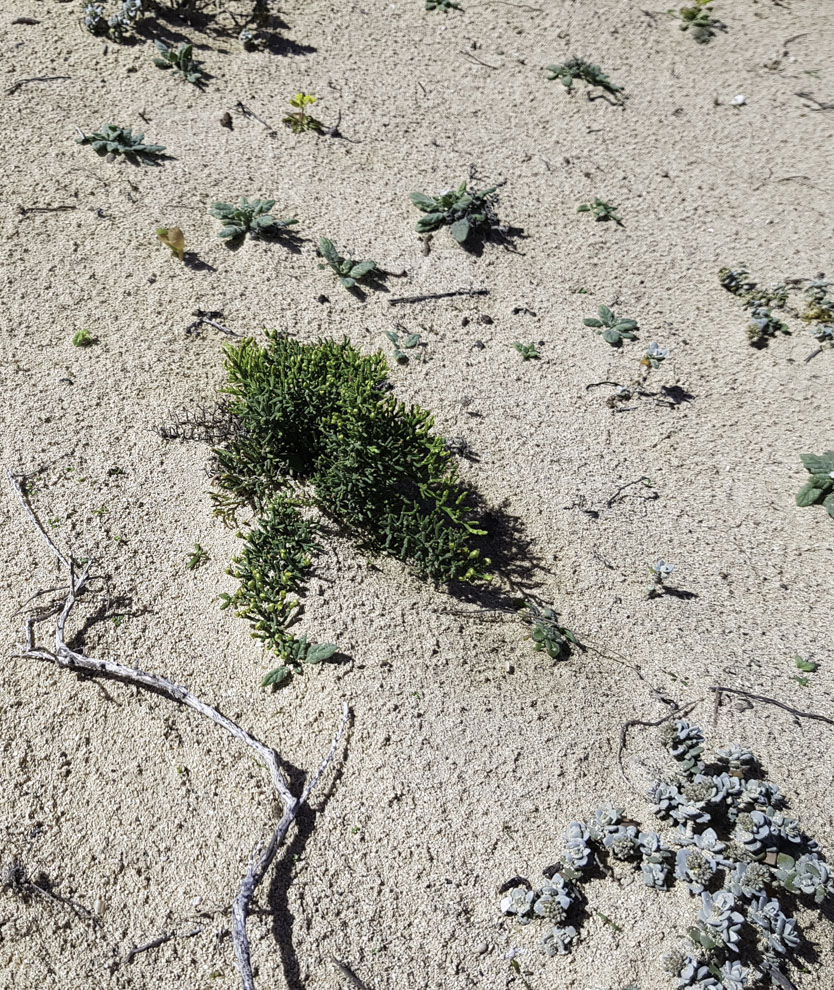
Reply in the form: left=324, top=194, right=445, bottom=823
left=577, top=197, right=622, bottom=225
left=521, top=601, right=579, bottom=660
left=513, top=342, right=540, bottom=360
left=796, top=452, right=834, bottom=519
left=283, top=92, right=323, bottom=134
left=262, top=637, right=339, bottom=688
left=72, top=329, right=95, bottom=347
left=76, top=124, right=166, bottom=165
left=546, top=57, right=624, bottom=99
left=584, top=305, right=639, bottom=346
left=676, top=1, right=725, bottom=44
left=187, top=543, right=209, bottom=571
left=795, top=656, right=818, bottom=673
left=385, top=329, right=425, bottom=364
left=153, top=41, right=206, bottom=85
left=156, top=226, right=185, bottom=261
left=410, top=180, right=500, bottom=246
left=318, top=237, right=380, bottom=289
left=210, top=198, right=298, bottom=242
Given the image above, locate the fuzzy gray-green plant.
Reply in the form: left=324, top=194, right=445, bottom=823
left=385, top=329, right=425, bottom=364
left=82, top=0, right=142, bottom=40
left=210, top=198, right=298, bottom=241
left=410, top=181, right=501, bottom=245
left=584, top=305, right=639, bottom=346
left=153, top=41, right=207, bottom=86
left=718, top=267, right=790, bottom=348
left=76, top=125, right=166, bottom=165
left=546, top=57, right=624, bottom=98
left=795, top=451, right=834, bottom=519
left=318, top=237, right=379, bottom=289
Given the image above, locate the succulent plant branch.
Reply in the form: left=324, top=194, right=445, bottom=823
left=7, top=471, right=350, bottom=990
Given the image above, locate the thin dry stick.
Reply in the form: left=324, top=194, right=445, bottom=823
left=709, top=686, right=834, bottom=728
left=8, top=471, right=349, bottom=990
left=617, top=701, right=701, bottom=792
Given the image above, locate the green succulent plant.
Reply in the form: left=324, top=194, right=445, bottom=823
left=153, top=40, right=207, bottom=86
left=584, top=305, right=639, bottom=346
left=410, top=181, right=500, bottom=245
left=577, top=197, right=622, bottom=224
left=209, top=198, right=298, bottom=241
left=795, top=451, right=834, bottom=519
left=521, top=601, right=579, bottom=660
left=513, top=342, right=540, bottom=360
left=546, top=57, right=624, bottom=98
left=76, top=124, right=166, bottom=165
left=318, top=237, right=380, bottom=289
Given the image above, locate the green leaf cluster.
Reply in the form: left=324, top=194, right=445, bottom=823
left=546, top=57, right=624, bottom=97
left=521, top=601, right=580, bottom=661
left=76, top=124, right=166, bottom=165
left=796, top=452, right=834, bottom=519
left=385, top=329, right=424, bottom=364
left=210, top=197, right=298, bottom=241
left=584, top=305, right=639, bottom=346
left=677, top=1, right=723, bottom=44
left=318, top=237, right=379, bottom=289
left=513, top=342, right=540, bottom=361
left=577, top=197, right=622, bottom=224
left=153, top=41, right=206, bottom=86
left=410, top=181, right=500, bottom=245
left=282, top=92, right=323, bottom=134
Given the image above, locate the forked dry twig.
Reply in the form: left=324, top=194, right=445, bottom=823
left=8, top=470, right=350, bottom=990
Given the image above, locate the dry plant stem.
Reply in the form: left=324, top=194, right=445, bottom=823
left=709, top=685, right=834, bottom=728
left=8, top=471, right=350, bottom=990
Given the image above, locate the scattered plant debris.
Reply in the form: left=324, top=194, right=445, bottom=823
left=578, top=198, right=622, bottom=224
left=546, top=57, right=624, bottom=99
left=153, top=41, right=207, bottom=87
left=318, top=237, right=380, bottom=290
left=282, top=92, right=323, bottom=134
left=410, top=180, right=501, bottom=246
left=501, top=721, right=833, bottom=989
left=76, top=125, right=166, bottom=166
left=210, top=198, right=298, bottom=242
left=795, top=451, right=834, bottom=519
left=584, top=305, right=639, bottom=347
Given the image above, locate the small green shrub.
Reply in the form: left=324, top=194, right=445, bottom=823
left=521, top=601, right=579, bottom=660
left=283, top=92, right=323, bottom=134
left=318, top=237, right=379, bottom=289
left=676, top=1, right=725, bottom=43
left=584, top=305, right=638, bottom=346
left=577, top=198, right=622, bottom=224
left=410, top=181, right=500, bottom=245
left=718, top=268, right=789, bottom=348
left=546, top=57, right=624, bottom=98
left=513, top=342, right=540, bottom=360
left=76, top=125, right=166, bottom=165
left=796, top=452, right=834, bottom=519
left=210, top=198, right=298, bottom=242
left=153, top=41, right=206, bottom=86
left=82, top=0, right=142, bottom=41
left=72, top=329, right=95, bottom=347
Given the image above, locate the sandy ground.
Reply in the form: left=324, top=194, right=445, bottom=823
left=1, top=1, right=833, bottom=988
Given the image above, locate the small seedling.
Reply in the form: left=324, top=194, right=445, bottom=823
left=83, top=0, right=142, bottom=41
left=156, top=226, right=185, bottom=261
left=795, top=451, right=834, bottom=519
left=546, top=57, right=624, bottom=98
left=210, top=198, right=298, bottom=242
left=521, top=601, right=580, bottom=660
left=261, top=637, right=339, bottom=687
left=513, top=342, right=540, bottom=360
left=72, top=329, right=95, bottom=347
left=648, top=559, right=675, bottom=598
left=795, top=655, right=818, bottom=673
left=577, top=198, right=622, bottom=224
left=111, top=614, right=125, bottom=628
left=675, top=1, right=725, bottom=44
left=584, top=305, right=639, bottom=346
left=76, top=125, right=166, bottom=166
left=410, top=181, right=501, bottom=245
left=426, top=0, right=461, bottom=9
left=385, top=329, right=425, bottom=364
left=153, top=41, right=206, bottom=86
left=718, top=267, right=790, bottom=348
left=282, top=93, right=323, bottom=134
left=187, top=543, right=209, bottom=571
left=318, top=237, right=380, bottom=289
left=640, top=342, right=668, bottom=370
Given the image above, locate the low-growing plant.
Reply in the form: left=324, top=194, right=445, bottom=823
left=282, top=92, right=323, bottom=134
left=513, top=342, right=540, bottom=360
left=521, top=601, right=580, bottom=660
left=718, top=267, right=790, bottom=348
left=208, top=334, right=488, bottom=682
left=577, top=198, right=622, bottom=224
left=156, top=226, right=185, bottom=261
left=410, top=180, right=501, bottom=246
left=500, top=721, right=833, bottom=989
left=72, top=329, right=95, bottom=347
left=186, top=543, right=209, bottom=570
left=76, top=124, right=166, bottom=166
left=584, top=305, right=639, bottom=347
left=675, top=1, right=726, bottom=44
left=385, top=329, right=425, bottom=364
left=546, top=57, right=624, bottom=99
left=318, top=237, right=380, bottom=290
left=426, top=0, right=461, bottom=9
left=640, top=342, right=668, bottom=370
left=82, top=0, right=142, bottom=41
left=795, top=451, right=834, bottom=519
left=153, top=41, right=207, bottom=86
left=210, top=198, right=298, bottom=242
left=648, top=559, right=676, bottom=598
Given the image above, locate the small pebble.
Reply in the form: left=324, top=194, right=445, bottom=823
left=731, top=94, right=746, bottom=106
left=475, top=941, right=488, bottom=956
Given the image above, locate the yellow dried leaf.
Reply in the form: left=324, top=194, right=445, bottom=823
left=156, top=226, right=185, bottom=262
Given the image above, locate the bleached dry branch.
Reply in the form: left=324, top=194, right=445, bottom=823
left=8, top=470, right=350, bottom=990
